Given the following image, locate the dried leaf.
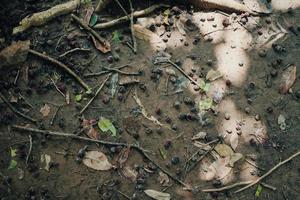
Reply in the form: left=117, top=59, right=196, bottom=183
left=279, top=64, right=296, bottom=94
left=87, top=127, right=99, bottom=140
left=83, top=151, right=113, bottom=171
left=84, top=6, right=94, bottom=24
left=91, top=34, right=111, bottom=53
left=40, top=104, right=51, bottom=117
left=116, top=146, right=130, bottom=168
left=121, top=165, right=137, bottom=182
left=192, top=132, right=207, bottom=140
left=158, top=171, right=169, bottom=186
left=214, top=144, right=234, bottom=157
left=97, top=117, right=117, bottom=137
left=41, top=154, right=51, bottom=171
left=229, top=153, right=243, bottom=167
left=144, top=189, right=171, bottom=200
left=206, top=69, right=222, bottom=81
left=211, top=157, right=232, bottom=180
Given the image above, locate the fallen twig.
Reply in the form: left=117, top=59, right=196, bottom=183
left=102, top=66, right=140, bottom=76
left=83, top=64, right=131, bottom=77
left=71, top=14, right=110, bottom=52
left=26, top=135, right=32, bottom=166
left=0, top=92, right=37, bottom=123
left=235, top=150, right=300, bottom=193
left=49, top=77, right=66, bottom=98
left=79, top=75, right=111, bottom=114
left=95, top=0, right=112, bottom=13
left=28, top=49, right=90, bottom=90
left=13, top=0, right=80, bottom=35
left=12, top=125, right=190, bottom=189
left=168, top=59, right=200, bottom=88
left=128, top=0, right=137, bottom=53
left=94, top=4, right=169, bottom=29
left=50, top=105, right=63, bottom=125
left=58, top=48, right=90, bottom=58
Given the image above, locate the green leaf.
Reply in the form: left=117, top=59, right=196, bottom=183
left=8, top=159, right=17, bottom=170
left=198, top=79, right=210, bottom=92
left=75, top=94, right=82, bottom=102
left=98, top=118, right=117, bottom=137
left=255, top=185, right=263, bottom=197
left=89, top=14, right=98, bottom=27
left=199, top=98, right=213, bottom=111
left=112, top=31, right=121, bottom=44
left=85, top=88, right=92, bottom=95
left=10, top=148, right=17, bottom=157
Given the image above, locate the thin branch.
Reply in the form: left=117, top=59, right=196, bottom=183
left=0, top=92, right=37, bottom=123
left=79, top=75, right=111, bottom=114
left=26, top=135, right=32, bottom=166
left=58, top=48, right=90, bottom=58
left=235, top=150, right=300, bottom=193
left=83, top=64, right=131, bottom=77
left=94, top=4, right=169, bottom=29
left=49, top=77, right=66, bottom=98
left=102, top=66, right=140, bottom=76
left=128, top=0, right=137, bottom=53
left=28, top=49, right=90, bottom=90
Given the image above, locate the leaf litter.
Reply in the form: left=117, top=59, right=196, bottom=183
left=83, top=151, right=113, bottom=171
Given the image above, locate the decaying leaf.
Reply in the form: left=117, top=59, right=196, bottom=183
left=87, top=127, right=99, bottom=140
left=91, top=34, right=111, bottom=53
left=0, top=40, right=30, bottom=68
left=121, top=165, right=138, bottom=182
left=116, top=146, right=130, bottom=168
left=214, top=144, right=234, bottom=157
left=83, top=151, right=113, bottom=171
left=206, top=69, right=222, bottom=81
left=13, top=0, right=81, bottom=35
left=211, top=157, right=232, bottom=180
left=192, top=132, right=207, bottom=140
left=158, top=171, right=170, bottom=186
left=97, top=117, right=117, bottom=137
left=229, top=153, right=243, bottom=167
left=40, top=104, right=51, bottom=117
left=84, top=6, right=94, bottom=25
left=41, top=154, right=51, bottom=171
left=279, top=64, right=296, bottom=94
left=133, top=24, right=166, bottom=51
left=144, top=189, right=171, bottom=200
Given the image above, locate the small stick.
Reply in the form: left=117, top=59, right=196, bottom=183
left=58, top=48, right=90, bottom=58
left=116, top=189, right=131, bottom=200
left=14, top=70, right=20, bottom=85
left=94, top=4, right=169, bottom=29
left=84, top=64, right=130, bottom=77
left=49, top=77, right=66, bottom=98
left=165, top=75, right=170, bottom=95
left=50, top=105, right=62, bottom=125
left=167, top=60, right=200, bottom=88
left=28, top=49, right=90, bottom=90
left=128, top=0, right=137, bottom=53
left=79, top=75, right=111, bottom=114
left=102, top=66, right=140, bottom=76
left=0, top=92, right=37, bottom=123
left=71, top=14, right=109, bottom=48
left=26, top=135, right=32, bottom=166
left=201, top=181, right=276, bottom=192
left=235, top=150, right=300, bottom=193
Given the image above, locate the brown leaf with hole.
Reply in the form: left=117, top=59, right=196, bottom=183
left=90, top=34, right=111, bottom=53
left=83, top=151, right=113, bottom=171
left=40, top=104, right=51, bottom=117
left=279, top=64, right=296, bottom=94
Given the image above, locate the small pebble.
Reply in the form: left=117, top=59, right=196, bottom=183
left=174, top=101, right=181, bottom=109
left=224, top=113, right=231, bottom=120
left=245, top=107, right=251, bottom=114
left=171, top=155, right=180, bottom=165
left=258, top=49, right=267, bottom=57
left=255, top=114, right=261, bottom=121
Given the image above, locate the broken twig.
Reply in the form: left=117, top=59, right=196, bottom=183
left=79, top=75, right=111, bottom=114
left=94, top=4, right=169, bottom=29
left=235, top=150, right=300, bottom=193
left=25, top=135, right=32, bottom=166
left=28, top=49, right=90, bottom=90
left=0, top=92, right=37, bottom=123
left=58, top=48, right=90, bottom=58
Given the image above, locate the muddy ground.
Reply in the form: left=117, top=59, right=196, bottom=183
left=0, top=0, right=300, bottom=199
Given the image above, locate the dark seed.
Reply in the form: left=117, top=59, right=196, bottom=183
left=171, top=155, right=180, bottom=165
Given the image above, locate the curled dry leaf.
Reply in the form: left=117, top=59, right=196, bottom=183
left=121, top=165, right=138, bottom=182
left=144, top=189, right=171, bottom=200
left=83, top=151, right=113, bottom=171
left=279, top=64, right=296, bottom=94
left=40, top=104, right=51, bottom=117
left=91, top=34, right=111, bottom=53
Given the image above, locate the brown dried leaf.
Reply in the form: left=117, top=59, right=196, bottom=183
left=90, top=34, right=111, bottom=53
left=40, top=104, right=51, bottom=117
left=116, top=146, right=131, bottom=168
left=279, top=64, right=296, bottom=94
left=83, top=151, right=113, bottom=171
left=121, top=165, right=138, bottom=182
left=87, top=127, right=99, bottom=140
left=84, top=7, right=94, bottom=24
